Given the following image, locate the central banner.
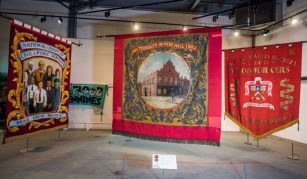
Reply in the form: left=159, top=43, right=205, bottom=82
left=113, top=28, right=222, bottom=145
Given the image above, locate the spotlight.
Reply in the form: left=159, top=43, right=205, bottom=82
left=262, top=29, right=270, bottom=37
left=105, top=11, right=110, bottom=18
left=182, top=26, right=187, bottom=31
left=286, top=0, right=294, bottom=7
left=212, top=14, right=219, bottom=22
left=291, top=18, right=298, bottom=25
left=251, top=5, right=257, bottom=14
left=233, top=30, right=239, bottom=37
left=40, top=16, right=46, bottom=23
left=96, top=34, right=103, bottom=39
left=228, top=11, right=234, bottom=20
left=58, top=17, right=63, bottom=24
left=133, top=23, right=139, bottom=30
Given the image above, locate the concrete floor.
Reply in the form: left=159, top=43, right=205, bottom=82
left=0, top=130, right=306, bottom=179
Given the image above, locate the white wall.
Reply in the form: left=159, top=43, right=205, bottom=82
left=255, top=20, right=307, bottom=144
left=69, top=39, right=114, bottom=129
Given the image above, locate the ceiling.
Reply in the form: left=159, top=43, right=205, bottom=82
left=37, top=0, right=271, bottom=15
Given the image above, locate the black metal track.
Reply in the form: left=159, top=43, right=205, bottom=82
left=0, top=10, right=253, bottom=31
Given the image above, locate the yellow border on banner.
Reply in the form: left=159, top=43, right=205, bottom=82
left=4, top=124, right=68, bottom=142
left=225, top=112, right=299, bottom=139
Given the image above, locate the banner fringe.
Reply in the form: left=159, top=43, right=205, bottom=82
left=225, top=112, right=299, bottom=139
left=112, top=130, right=220, bottom=146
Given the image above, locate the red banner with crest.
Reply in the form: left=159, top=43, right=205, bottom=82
left=225, top=43, right=302, bottom=138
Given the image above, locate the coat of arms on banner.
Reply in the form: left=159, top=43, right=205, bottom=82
left=243, top=77, right=274, bottom=110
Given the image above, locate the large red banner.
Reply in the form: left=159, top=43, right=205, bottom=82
left=3, top=20, right=72, bottom=143
left=113, top=27, right=222, bottom=145
left=225, top=43, right=302, bottom=138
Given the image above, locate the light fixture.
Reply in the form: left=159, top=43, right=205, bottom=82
left=58, top=17, right=63, bottom=24
left=262, top=29, right=270, bottom=37
left=40, top=16, right=46, bottom=23
left=133, top=22, right=139, bottom=30
left=286, top=0, right=294, bottom=7
left=233, top=30, right=239, bottom=37
left=291, top=18, right=298, bottom=25
left=96, top=34, right=103, bottom=39
left=213, top=14, right=219, bottom=22
left=228, top=11, right=234, bottom=20
left=105, top=11, right=110, bottom=18
left=182, top=26, right=187, bottom=31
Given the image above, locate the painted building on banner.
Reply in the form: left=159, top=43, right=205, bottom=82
left=139, top=60, right=190, bottom=97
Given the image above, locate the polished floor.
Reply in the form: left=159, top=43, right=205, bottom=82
left=0, top=130, right=306, bottom=179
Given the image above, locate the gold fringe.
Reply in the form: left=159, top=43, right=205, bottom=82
left=225, top=112, right=299, bottom=139
left=4, top=124, right=68, bottom=143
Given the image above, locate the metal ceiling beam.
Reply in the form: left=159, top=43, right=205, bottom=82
left=56, top=0, right=78, bottom=14
left=0, top=10, right=254, bottom=31
left=193, top=0, right=279, bottom=20
left=68, top=0, right=77, bottom=38
left=190, top=0, right=201, bottom=10
left=78, top=0, right=185, bottom=15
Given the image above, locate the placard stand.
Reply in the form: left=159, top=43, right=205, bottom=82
left=55, top=129, right=62, bottom=141
left=288, top=143, right=299, bottom=160
left=244, top=133, right=252, bottom=145
left=114, top=159, right=126, bottom=179
left=125, top=136, right=133, bottom=142
left=19, top=137, right=34, bottom=153
left=252, top=139, right=265, bottom=150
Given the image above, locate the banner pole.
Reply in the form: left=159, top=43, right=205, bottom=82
left=244, top=133, right=252, bottom=145
left=243, top=162, right=247, bottom=179
left=163, top=169, right=165, bottom=179
left=252, top=139, right=265, bottom=150
left=288, top=143, right=299, bottom=160
left=55, top=129, right=61, bottom=141
left=122, top=159, right=125, bottom=178
left=26, top=137, right=29, bottom=152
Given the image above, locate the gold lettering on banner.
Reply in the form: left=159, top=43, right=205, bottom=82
left=229, top=83, right=237, bottom=106
left=280, top=79, right=295, bottom=110
left=7, top=30, right=70, bottom=132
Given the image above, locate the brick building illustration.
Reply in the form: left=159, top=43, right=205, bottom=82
left=138, top=60, right=190, bottom=97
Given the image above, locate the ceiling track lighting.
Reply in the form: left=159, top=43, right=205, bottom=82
left=212, top=14, right=218, bottom=22
left=228, top=11, right=235, bottom=20
left=105, top=11, right=110, bottom=18
left=251, top=4, right=258, bottom=14
left=96, top=34, right=103, bottom=39
left=40, top=16, right=46, bottom=23
left=58, top=17, right=63, bottom=24
left=286, top=0, right=294, bottom=7
left=262, top=29, right=270, bottom=37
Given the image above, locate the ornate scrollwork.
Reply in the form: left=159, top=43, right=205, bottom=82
left=122, top=34, right=208, bottom=126
left=7, top=30, right=70, bottom=132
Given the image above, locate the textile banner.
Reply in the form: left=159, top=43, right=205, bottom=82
left=225, top=43, right=302, bottom=138
left=3, top=20, right=72, bottom=143
left=113, top=28, right=222, bottom=145
left=69, top=83, right=108, bottom=111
